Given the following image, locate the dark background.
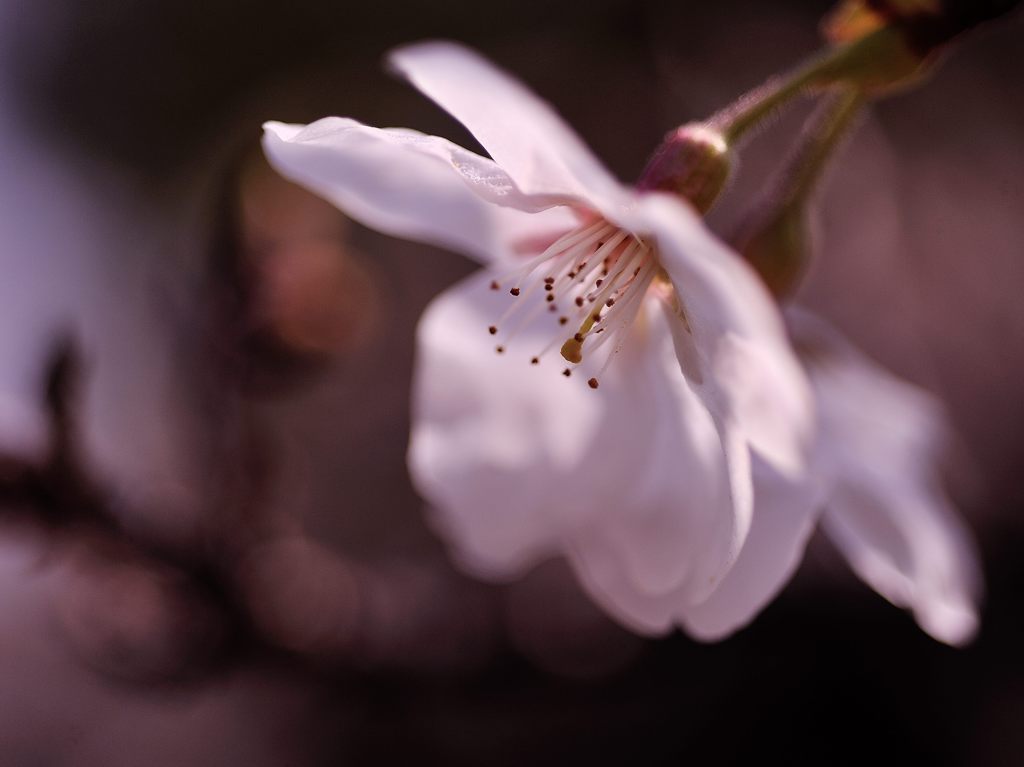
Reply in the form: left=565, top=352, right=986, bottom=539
left=0, top=0, right=1022, bottom=764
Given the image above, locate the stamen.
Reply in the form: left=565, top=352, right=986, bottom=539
left=559, top=241, right=644, bottom=359
left=499, top=219, right=610, bottom=289
left=486, top=218, right=656, bottom=379
left=490, top=280, right=500, bottom=291
left=588, top=262, right=658, bottom=371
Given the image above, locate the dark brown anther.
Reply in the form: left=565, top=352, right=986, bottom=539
left=575, top=297, right=585, bottom=307
left=544, top=283, right=554, bottom=291
left=510, top=287, right=521, bottom=296
left=488, top=326, right=498, bottom=335
left=490, top=280, right=500, bottom=290
left=568, top=271, right=577, bottom=279
left=544, top=277, right=555, bottom=284
left=530, top=357, right=540, bottom=365
left=558, top=317, right=568, bottom=325
left=562, top=368, right=572, bottom=377
left=595, top=279, right=603, bottom=287
left=548, top=304, right=558, bottom=313
left=597, top=242, right=604, bottom=248
left=588, top=377, right=599, bottom=389
left=496, top=345, right=505, bottom=354
left=591, top=313, right=601, bottom=322
left=546, top=294, right=555, bottom=302
left=573, top=333, right=584, bottom=342
left=596, top=328, right=605, bottom=334
left=606, top=298, right=616, bottom=307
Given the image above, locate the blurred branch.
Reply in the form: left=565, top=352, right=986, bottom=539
left=0, top=334, right=497, bottom=686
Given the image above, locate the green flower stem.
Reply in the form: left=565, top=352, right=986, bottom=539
left=711, top=25, right=921, bottom=144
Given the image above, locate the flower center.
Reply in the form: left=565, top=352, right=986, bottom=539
left=488, top=218, right=658, bottom=388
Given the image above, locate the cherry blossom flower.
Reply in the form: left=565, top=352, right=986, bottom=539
left=262, top=42, right=815, bottom=635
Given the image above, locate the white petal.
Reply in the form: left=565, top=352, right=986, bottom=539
left=577, top=306, right=737, bottom=605
left=263, top=118, right=576, bottom=266
left=824, top=486, right=980, bottom=645
left=389, top=42, right=630, bottom=208
left=567, top=459, right=821, bottom=641
left=410, top=280, right=738, bottom=625
left=564, top=526, right=682, bottom=635
left=682, top=459, right=823, bottom=640
left=794, top=312, right=982, bottom=646
left=628, top=193, right=814, bottom=478
left=409, top=270, right=611, bottom=577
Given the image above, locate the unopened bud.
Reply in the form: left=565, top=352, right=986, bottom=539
left=636, top=124, right=732, bottom=214
left=734, top=90, right=862, bottom=299
left=734, top=203, right=809, bottom=299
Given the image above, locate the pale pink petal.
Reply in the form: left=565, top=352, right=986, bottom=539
left=409, top=270, right=612, bottom=577
left=410, top=282, right=739, bottom=625
left=564, top=526, right=682, bottom=635
left=682, top=459, right=823, bottom=640
left=572, top=454, right=820, bottom=643
left=577, top=306, right=737, bottom=606
left=628, top=193, right=814, bottom=478
left=569, top=458, right=822, bottom=640
left=794, top=312, right=982, bottom=646
left=824, top=486, right=980, bottom=645
left=389, top=42, right=630, bottom=207
left=263, top=118, right=576, bottom=266
left=411, top=286, right=750, bottom=633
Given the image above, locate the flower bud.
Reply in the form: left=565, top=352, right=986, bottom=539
left=734, top=202, right=809, bottom=299
left=636, top=123, right=732, bottom=214
left=733, top=90, right=861, bottom=299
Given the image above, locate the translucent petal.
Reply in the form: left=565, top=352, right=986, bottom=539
left=628, top=193, right=814, bottom=478
left=682, top=459, right=823, bottom=640
left=389, top=41, right=630, bottom=208
left=409, top=270, right=610, bottom=576
left=263, top=118, right=576, bottom=266
left=795, top=313, right=982, bottom=646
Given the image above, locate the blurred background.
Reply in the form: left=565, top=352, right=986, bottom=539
left=0, top=0, right=1022, bottom=764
